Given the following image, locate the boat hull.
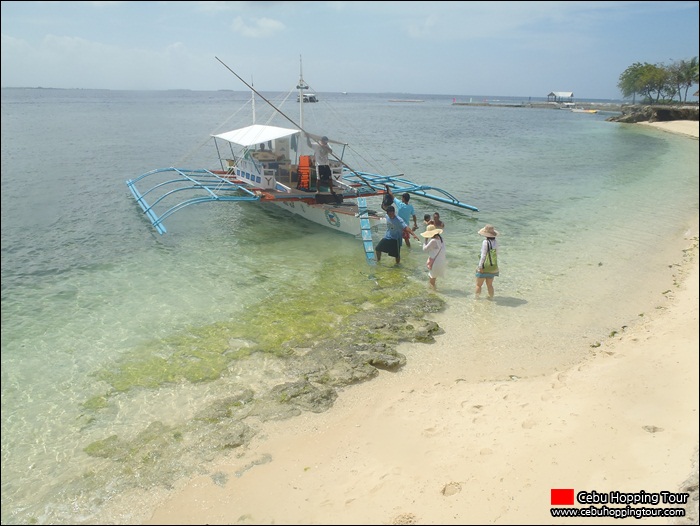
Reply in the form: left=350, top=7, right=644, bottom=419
left=269, top=199, right=385, bottom=236
left=217, top=169, right=386, bottom=236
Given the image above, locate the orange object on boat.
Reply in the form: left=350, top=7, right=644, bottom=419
left=297, top=155, right=313, bottom=190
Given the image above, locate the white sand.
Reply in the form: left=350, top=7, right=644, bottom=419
left=144, top=121, right=699, bottom=525
left=638, top=120, right=699, bottom=139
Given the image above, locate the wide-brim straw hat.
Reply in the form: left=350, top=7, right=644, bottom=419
left=421, top=224, right=443, bottom=237
left=478, top=224, right=499, bottom=237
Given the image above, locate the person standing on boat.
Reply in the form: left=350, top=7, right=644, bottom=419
left=307, top=135, right=335, bottom=195
left=421, top=224, right=446, bottom=290
left=475, top=224, right=500, bottom=299
left=375, top=205, right=412, bottom=265
left=390, top=190, right=419, bottom=247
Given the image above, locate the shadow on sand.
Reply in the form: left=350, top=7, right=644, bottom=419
left=489, top=296, right=528, bottom=307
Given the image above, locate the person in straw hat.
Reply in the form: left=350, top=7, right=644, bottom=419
left=420, top=224, right=446, bottom=290
left=475, top=224, right=499, bottom=298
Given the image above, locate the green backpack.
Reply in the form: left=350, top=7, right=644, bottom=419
left=482, top=240, right=499, bottom=274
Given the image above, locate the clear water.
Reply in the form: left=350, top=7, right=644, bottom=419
left=1, top=88, right=697, bottom=524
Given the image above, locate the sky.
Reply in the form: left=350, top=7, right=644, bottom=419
left=1, top=1, right=698, bottom=100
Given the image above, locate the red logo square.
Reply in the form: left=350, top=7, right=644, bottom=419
left=551, top=488, right=575, bottom=505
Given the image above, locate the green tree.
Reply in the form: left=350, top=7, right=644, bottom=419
left=642, top=63, right=669, bottom=103
left=674, top=57, right=699, bottom=102
left=618, top=62, right=667, bottom=103
left=618, top=62, right=645, bottom=102
left=619, top=57, right=699, bottom=103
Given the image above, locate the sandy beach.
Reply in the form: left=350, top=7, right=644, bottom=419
left=638, top=120, right=700, bottom=139
left=144, top=121, right=698, bottom=525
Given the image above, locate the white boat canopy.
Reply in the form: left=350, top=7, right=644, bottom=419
left=213, top=124, right=300, bottom=147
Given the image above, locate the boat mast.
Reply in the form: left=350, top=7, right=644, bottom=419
left=251, top=77, right=256, bottom=124
left=296, top=55, right=308, bottom=131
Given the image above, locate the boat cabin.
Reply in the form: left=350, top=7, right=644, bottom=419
left=213, top=124, right=342, bottom=191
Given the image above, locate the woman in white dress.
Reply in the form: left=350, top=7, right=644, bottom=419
left=421, top=224, right=446, bottom=290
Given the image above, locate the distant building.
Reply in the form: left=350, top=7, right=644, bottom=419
left=547, top=91, right=574, bottom=103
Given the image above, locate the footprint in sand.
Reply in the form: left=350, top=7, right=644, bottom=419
left=422, top=426, right=441, bottom=437
left=643, top=425, right=664, bottom=434
left=521, top=419, right=537, bottom=429
left=441, top=482, right=462, bottom=496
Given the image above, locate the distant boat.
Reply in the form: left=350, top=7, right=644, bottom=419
left=341, top=91, right=348, bottom=95
left=297, top=93, right=318, bottom=103
left=571, top=108, right=598, bottom=114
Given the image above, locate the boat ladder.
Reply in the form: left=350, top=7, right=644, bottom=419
left=357, top=197, right=376, bottom=266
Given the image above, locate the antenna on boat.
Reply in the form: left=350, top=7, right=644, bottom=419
left=251, top=76, right=256, bottom=124
left=214, top=56, right=374, bottom=189
left=296, top=55, right=308, bottom=130
left=216, top=56, right=305, bottom=133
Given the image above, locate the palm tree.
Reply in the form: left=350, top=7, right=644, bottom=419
left=677, top=57, right=699, bottom=102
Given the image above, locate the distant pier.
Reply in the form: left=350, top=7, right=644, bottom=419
left=452, top=101, right=624, bottom=112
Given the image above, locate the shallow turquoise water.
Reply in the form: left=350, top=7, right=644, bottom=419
left=1, top=88, right=697, bottom=524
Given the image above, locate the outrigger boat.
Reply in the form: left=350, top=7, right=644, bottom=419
left=126, top=57, right=478, bottom=262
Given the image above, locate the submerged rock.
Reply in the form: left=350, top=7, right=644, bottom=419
left=77, top=276, right=449, bottom=507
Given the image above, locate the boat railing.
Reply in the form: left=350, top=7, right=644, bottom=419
left=224, top=155, right=303, bottom=189
left=330, top=160, right=343, bottom=178
left=229, top=157, right=274, bottom=188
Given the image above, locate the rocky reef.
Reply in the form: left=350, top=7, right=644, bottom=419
left=606, top=104, right=699, bottom=123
